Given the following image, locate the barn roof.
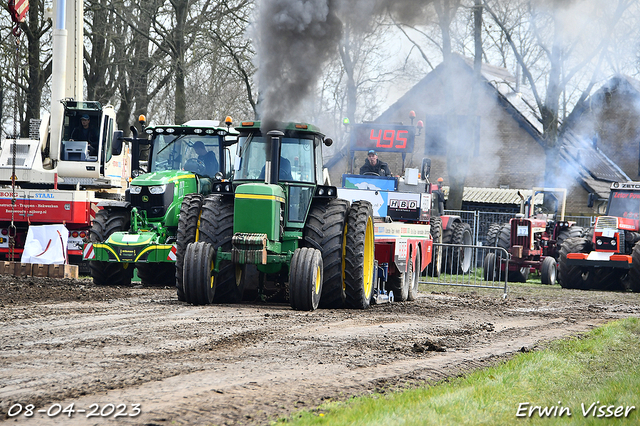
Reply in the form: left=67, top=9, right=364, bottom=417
left=442, top=186, right=543, bottom=205
left=374, top=55, right=630, bottom=201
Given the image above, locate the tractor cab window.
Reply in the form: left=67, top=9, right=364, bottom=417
left=607, top=191, right=640, bottom=220
left=236, top=134, right=315, bottom=183
left=150, top=134, right=222, bottom=178
left=61, top=113, right=100, bottom=162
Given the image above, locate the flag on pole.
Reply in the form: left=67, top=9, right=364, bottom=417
left=9, top=0, right=29, bottom=24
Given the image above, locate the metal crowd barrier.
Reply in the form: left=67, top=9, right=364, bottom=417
left=420, top=243, right=510, bottom=298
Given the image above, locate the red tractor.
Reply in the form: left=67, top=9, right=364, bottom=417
left=559, top=182, right=640, bottom=292
left=484, top=188, right=583, bottom=284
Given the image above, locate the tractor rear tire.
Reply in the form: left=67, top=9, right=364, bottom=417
left=175, top=194, right=204, bottom=301
left=407, top=251, right=421, bottom=301
left=485, top=223, right=503, bottom=247
left=558, top=237, right=593, bottom=289
left=183, top=242, right=215, bottom=305
left=89, top=209, right=134, bottom=286
left=197, top=195, right=240, bottom=303
left=449, top=222, right=473, bottom=274
left=427, top=217, right=442, bottom=277
left=556, top=226, right=584, bottom=252
left=289, top=247, right=323, bottom=311
left=303, top=199, right=349, bottom=308
left=137, top=262, right=176, bottom=287
left=540, top=257, right=557, bottom=285
left=344, top=201, right=375, bottom=309
left=628, top=241, right=640, bottom=292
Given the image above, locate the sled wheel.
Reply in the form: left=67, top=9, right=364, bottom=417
left=344, top=200, right=375, bottom=309
left=387, top=270, right=408, bottom=301
left=289, top=247, right=323, bottom=311
left=89, top=209, right=134, bottom=286
left=175, top=193, right=204, bottom=301
left=183, top=241, right=215, bottom=305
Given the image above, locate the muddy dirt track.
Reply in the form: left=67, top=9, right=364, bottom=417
left=1, top=276, right=640, bottom=426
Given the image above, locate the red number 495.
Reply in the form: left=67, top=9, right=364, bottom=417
left=369, top=129, right=407, bottom=149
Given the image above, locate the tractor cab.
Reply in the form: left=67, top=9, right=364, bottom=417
left=233, top=121, right=335, bottom=233
left=55, top=100, right=125, bottom=187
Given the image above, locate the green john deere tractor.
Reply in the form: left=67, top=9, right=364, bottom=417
left=84, top=118, right=238, bottom=298
left=180, top=121, right=376, bottom=311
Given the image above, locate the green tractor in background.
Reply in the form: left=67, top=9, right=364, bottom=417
left=84, top=118, right=238, bottom=298
left=180, top=121, right=376, bottom=311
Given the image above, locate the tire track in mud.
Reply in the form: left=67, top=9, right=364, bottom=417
left=1, top=278, right=639, bottom=425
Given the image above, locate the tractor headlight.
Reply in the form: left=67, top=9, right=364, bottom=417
left=149, top=185, right=167, bottom=194
left=130, top=185, right=142, bottom=194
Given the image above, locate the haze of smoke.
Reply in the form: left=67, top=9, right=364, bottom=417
left=253, top=0, right=342, bottom=131
left=253, top=0, right=432, bottom=131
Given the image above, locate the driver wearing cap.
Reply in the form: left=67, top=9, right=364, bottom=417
left=70, top=114, right=99, bottom=156
left=359, top=150, right=391, bottom=176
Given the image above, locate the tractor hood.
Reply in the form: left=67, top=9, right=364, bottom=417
left=130, top=170, right=198, bottom=187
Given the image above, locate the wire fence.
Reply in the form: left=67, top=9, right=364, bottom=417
left=443, top=209, right=596, bottom=246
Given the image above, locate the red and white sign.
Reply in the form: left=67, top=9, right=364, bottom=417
left=83, top=243, right=95, bottom=260
left=167, top=245, right=177, bottom=261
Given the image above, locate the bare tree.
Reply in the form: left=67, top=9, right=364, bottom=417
left=484, top=0, right=635, bottom=191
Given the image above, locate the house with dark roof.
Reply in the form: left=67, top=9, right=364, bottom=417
left=325, top=55, right=632, bottom=215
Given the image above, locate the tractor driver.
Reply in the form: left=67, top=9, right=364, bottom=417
left=70, top=114, right=99, bottom=156
left=193, top=141, right=219, bottom=176
left=359, top=150, right=391, bottom=176
left=259, top=155, right=293, bottom=181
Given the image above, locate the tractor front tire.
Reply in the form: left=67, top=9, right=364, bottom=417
left=89, top=209, right=134, bottom=286
left=303, top=199, right=349, bottom=308
left=175, top=194, right=204, bottom=301
left=558, top=237, right=594, bottom=289
left=628, top=241, right=640, bottom=292
left=540, top=257, right=557, bottom=285
left=198, top=195, right=239, bottom=303
left=344, top=201, right=375, bottom=309
left=483, top=253, right=497, bottom=281
left=183, top=242, right=215, bottom=305
left=289, top=247, right=323, bottom=311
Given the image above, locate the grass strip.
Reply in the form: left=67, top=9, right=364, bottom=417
left=277, top=317, right=640, bottom=425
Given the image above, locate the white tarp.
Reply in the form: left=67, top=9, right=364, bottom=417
left=21, top=224, right=69, bottom=264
